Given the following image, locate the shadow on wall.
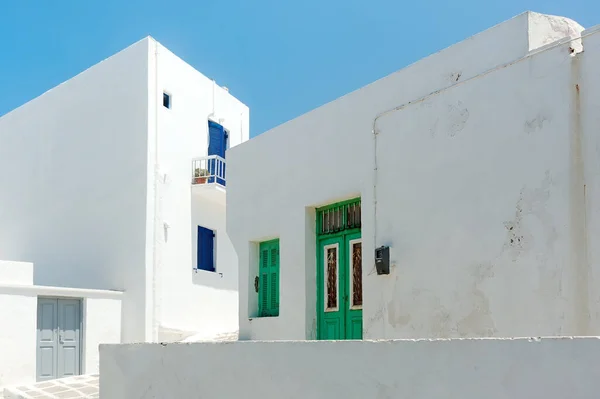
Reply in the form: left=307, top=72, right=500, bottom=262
left=32, top=259, right=120, bottom=290
left=191, top=269, right=238, bottom=291
left=0, top=237, right=117, bottom=290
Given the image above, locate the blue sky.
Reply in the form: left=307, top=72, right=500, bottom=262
left=0, top=0, right=595, bottom=137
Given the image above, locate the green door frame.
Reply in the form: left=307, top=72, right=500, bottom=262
left=316, top=198, right=362, bottom=340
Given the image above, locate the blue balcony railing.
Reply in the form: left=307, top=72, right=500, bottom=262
left=191, top=155, right=226, bottom=187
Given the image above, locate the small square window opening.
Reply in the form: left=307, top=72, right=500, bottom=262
left=163, top=92, right=171, bottom=109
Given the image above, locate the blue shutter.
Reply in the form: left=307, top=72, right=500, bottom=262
left=208, top=121, right=227, bottom=186
left=208, top=121, right=225, bottom=157
left=197, top=226, right=215, bottom=272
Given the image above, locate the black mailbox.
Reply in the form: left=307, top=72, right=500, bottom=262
left=375, top=246, right=390, bottom=275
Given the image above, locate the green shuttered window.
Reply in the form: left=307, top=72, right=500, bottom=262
left=259, top=239, right=280, bottom=317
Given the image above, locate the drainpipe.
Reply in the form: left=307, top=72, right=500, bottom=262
left=207, top=80, right=217, bottom=153
left=209, top=79, right=216, bottom=119
left=151, top=40, right=160, bottom=342
left=370, top=32, right=587, bottom=335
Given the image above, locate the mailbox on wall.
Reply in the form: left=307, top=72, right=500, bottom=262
left=375, top=246, right=390, bottom=275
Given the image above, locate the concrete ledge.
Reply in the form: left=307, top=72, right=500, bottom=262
left=0, top=284, right=123, bottom=299
left=100, top=337, right=600, bottom=399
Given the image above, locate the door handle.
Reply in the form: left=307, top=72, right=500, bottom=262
left=59, top=332, right=64, bottom=344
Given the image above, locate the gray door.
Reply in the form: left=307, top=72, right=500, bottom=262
left=37, top=298, right=58, bottom=381
left=36, top=298, right=81, bottom=381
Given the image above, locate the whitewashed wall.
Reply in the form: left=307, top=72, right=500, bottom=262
left=0, top=39, right=151, bottom=343
left=83, top=295, right=122, bottom=375
left=0, top=261, right=36, bottom=389
left=579, top=26, right=600, bottom=340
left=150, top=40, right=248, bottom=339
left=227, top=12, right=593, bottom=340
left=0, top=36, right=249, bottom=344
left=0, top=261, right=122, bottom=389
left=100, top=337, right=600, bottom=399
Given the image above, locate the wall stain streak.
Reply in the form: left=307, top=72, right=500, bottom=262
left=427, top=100, right=469, bottom=138
left=429, top=118, right=439, bottom=138
left=446, top=101, right=470, bottom=137
left=445, top=71, right=463, bottom=84
left=387, top=299, right=411, bottom=329
left=386, top=279, right=452, bottom=338
left=364, top=306, right=384, bottom=337
left=308, top=317, right=317, bottom=340
left=524, top=114, right=550, bottom=133
left=456, top=262, right=497, bottom=337
left=457, top=170, right=558, bottom=337
left=503, top=171, right=555, bottom=262
left=570, top=54, right=590, bottom=335
left=382, top=170, right=560, bottom=338
left=375, top=382, right=396, bottom=399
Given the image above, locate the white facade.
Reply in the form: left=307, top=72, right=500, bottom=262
left=227, top=12, right=600, bottom=341
left=100, top=337, right=600, bottom=399
left=150, top=41, right=249, bottom=342
left=0, top=36, right=248, bottom=386
left=0, top=261, right=122, bottom=389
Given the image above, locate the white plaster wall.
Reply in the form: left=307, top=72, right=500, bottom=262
left=579, top=25, right=600, bottom=333
left=0, top=260, right=122, bottom=388
left=227, top=13, right=591, bottom=340
left=100, top=337, right=600, bottom=399
left=149, top=40, right=248, bottom=338
left=0, top=262, right=37, bottom=389
left=0, top=39, right=152, bottom=343
left=83, top=297, right=122, bottom=374
left=0, top=292, right=36, bottom=388
left=0, top=261, right=33, bottom=285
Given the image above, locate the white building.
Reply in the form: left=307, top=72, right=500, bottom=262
left=97, top=12, right=600, bottom=399
left=227, top=12, right=600, bottom=341
left=0, top=36, right=248, bottom=388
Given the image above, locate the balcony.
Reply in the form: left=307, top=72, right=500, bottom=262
left=191, top=155, right=226, bottom=203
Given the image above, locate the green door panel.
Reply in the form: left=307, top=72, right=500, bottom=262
left=317, top=235, right=345, bottom=340
left=345, top=231, right=363, bottom=340
left=323, top=318, right=343, bottom=340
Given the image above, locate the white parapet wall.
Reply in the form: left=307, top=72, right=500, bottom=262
left=101, top=337, right=600, bottom=399
left=0, top=261, right=123, bottom=389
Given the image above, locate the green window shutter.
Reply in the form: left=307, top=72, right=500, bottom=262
left=270, top=245, right=280, bottom=316
left=259, top=246, right=270, bottom=317
left=258, top=239, right=280, bottom=317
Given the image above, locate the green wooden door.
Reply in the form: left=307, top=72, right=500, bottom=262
left=345, top=232, right=363, bottom=339
left=316, top=199, right=363, bottom=340
left=318, top=235, right=345, bottom=339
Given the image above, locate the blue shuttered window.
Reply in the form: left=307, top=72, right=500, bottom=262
left=208, top=121, right=228, bottom=186
left=197, top=226, right=215, bottom=272
left=208, top=121, right=227, bottom=158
